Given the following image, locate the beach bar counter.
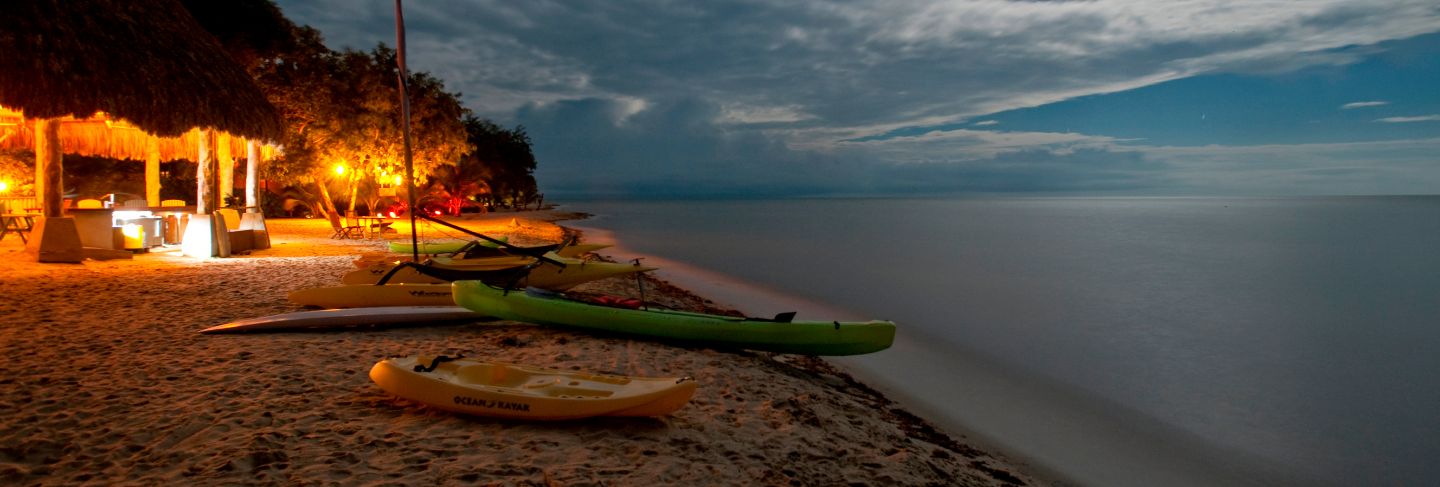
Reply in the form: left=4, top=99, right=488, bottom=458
left=69, top=206, right=172, bottom=251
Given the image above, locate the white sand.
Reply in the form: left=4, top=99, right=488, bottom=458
left=0, top=212, right=1040, bottom=485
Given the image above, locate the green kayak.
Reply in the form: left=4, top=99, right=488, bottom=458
left=389, top=237, right=505, bottom=255
left=451, top=281, right=896, bottom=356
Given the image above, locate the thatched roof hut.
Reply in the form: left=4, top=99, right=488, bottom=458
left=0, top=107, right=277, bottom=162
left=0, top=0, right=286, bottom=261
left=0, top=0, right=281, bottom=140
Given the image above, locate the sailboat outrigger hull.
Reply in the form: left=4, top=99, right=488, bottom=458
left=343, top=256, right=654, bottom=290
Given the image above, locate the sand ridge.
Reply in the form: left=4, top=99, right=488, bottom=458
left=0, top=212, right=1039, bottom=486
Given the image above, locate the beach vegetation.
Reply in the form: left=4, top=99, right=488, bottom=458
left=250, top=22, right=538, bottom=218
left=425, top=116, right=541, bottom=215
left=0, top=1, right=540, bottom=220
left=0, top=151, right=34, bottom=196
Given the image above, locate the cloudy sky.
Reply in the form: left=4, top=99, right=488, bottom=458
left=273, top=0, right=1440, bottom=197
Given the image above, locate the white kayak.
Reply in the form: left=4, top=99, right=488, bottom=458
left=200, top=306, right=486, bottom=334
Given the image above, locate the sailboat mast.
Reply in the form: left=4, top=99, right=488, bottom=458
left=394, top=0, right=419, bottom=263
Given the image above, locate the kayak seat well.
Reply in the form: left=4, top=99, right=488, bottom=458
left=536, top=385, right=614, bottom=398
left=456, top=363, right=516, bottom=386
left=453, top=366, right=616, bottom=398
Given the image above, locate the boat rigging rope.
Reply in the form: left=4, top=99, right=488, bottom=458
left=411, top=218, right=470, bottom=242
left=632, top=258, right=648, bottom=311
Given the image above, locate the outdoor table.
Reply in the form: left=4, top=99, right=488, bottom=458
left=357, top=216, right=391, bottom=239
left=0, top=214, right=36, bottom=243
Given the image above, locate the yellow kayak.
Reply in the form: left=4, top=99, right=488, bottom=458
left=288, top=283, right=457, bottom=308
left=556, top=243, right=611, bottom=257
left=349, top=254, right=534, bottom=274
left=385, top=238, right=610, bottom=257
left=354, top=244, right=609, bottom=269
left=342, top=255, right=654, bottom=290
left=369, top=355, right=697, bottom=420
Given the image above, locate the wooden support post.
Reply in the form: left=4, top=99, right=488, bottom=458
left=196, top=128, right=215, bottom=214
left=217, top=132, right=234, bottom=207
left=185, top=128, right=222, bottom=258
left=245, top=139, right=259, bottom=211
left=35, top=118, right=62, bottom=218
left=145, top=135, right=161, bottom=207
left=27, top=118, right=83, bottom=263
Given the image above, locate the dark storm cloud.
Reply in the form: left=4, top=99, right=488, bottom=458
left=280, top=1, right=1439, bottom=127
left=272, top=0, right=1440, bottom=195
left=517, top=96, right=872, bottom=197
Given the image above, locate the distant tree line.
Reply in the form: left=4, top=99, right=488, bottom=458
left=182, top=0, right=541, bottom=218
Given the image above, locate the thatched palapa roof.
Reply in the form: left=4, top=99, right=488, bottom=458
left=0, top=107, right=277, bottom=162
left=0, top=0, right=282, bottom=140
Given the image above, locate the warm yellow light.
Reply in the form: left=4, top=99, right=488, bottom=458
left=334, top=164, right=346, bottom=176
left=0, top=181, right=8, bottom=193
left=392, top=174, right=403, bottom=186
left=121, top=223, right=145, bottom=249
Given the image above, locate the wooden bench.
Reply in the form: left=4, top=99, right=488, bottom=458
left=0, top=196, right=39, bottom=214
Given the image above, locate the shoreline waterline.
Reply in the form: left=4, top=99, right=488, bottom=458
left=556, top=199, right=1351, bottom=487
left=561, top=219, right=1073, bottom=485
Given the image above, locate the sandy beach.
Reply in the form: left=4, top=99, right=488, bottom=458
left=0, top=212, right=1039, bottom=486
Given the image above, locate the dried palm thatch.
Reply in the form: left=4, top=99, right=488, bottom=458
left=0, top=107, right=276, bottom=161
left=0, top=0, right=281, bottom=140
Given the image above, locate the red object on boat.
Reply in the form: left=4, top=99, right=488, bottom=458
left=590, top=296, right=644, bottom=309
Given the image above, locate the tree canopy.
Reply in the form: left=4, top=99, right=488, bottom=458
left=455, top=116, right=539, bottom=207
left=2, top=1, right=541, bottom=217
left=226, top=6, right=538, bottom=217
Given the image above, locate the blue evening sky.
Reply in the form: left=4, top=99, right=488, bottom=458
left=862, top=33, right=1440, bottom=147
left=274, top=0, right=1440, bottom=197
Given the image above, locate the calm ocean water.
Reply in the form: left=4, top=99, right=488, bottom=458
left=564, top=196, right=1440, bottom=487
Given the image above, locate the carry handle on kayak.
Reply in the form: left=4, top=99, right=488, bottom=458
left=415, top=213, right=564, bottom=267
left=414, top=355, right=459, bottom=373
